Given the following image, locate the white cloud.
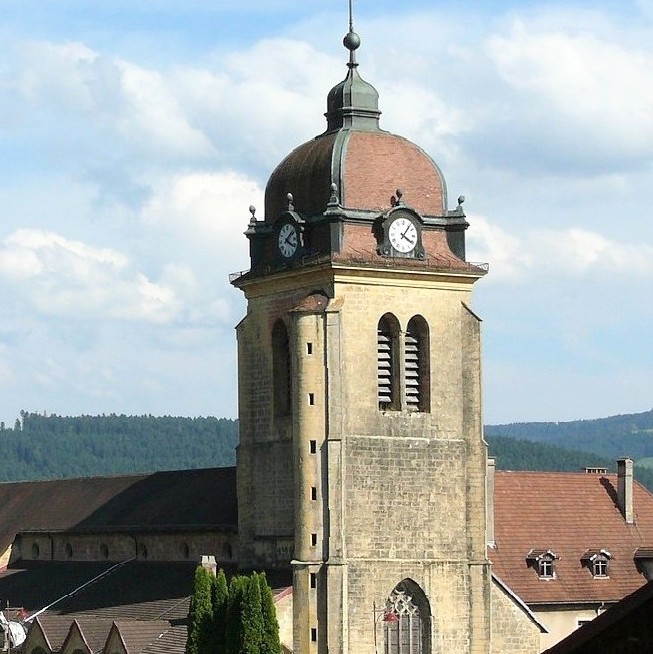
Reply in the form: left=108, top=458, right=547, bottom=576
left=468, top=218, right=653, bottom=281
left=0, top=229, right=183, bottom=323
left=466, top=215, right=533, bottom=281
left=480, top=17, right=653, bottom=173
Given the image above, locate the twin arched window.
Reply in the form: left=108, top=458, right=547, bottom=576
left=377, top=314, right=430, bottom=412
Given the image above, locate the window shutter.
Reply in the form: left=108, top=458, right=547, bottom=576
left=405, top=330, right=420, bottom=411
left=378, top=326, right=393, bottom=408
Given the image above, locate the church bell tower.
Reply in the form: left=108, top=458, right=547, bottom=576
left=231, top=22, right=490, bottom=654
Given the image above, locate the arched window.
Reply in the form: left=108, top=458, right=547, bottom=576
left=272, top=320, right=291, bottom=417
left=405, top=316, right=430, bottom=413
left=378, top=314, right=400, bottom=410
left=383, top=580, right=431, bottom=654
left=100, top=543, right=109, bottom=560
left=31, top=542, right=40, bottom=559
left=65, top=543, right=73, bottom=559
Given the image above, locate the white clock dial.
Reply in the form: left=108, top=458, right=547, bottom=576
left=278, top=223, right=299, bottom=258
left=388, top=217, right=417, bottom=253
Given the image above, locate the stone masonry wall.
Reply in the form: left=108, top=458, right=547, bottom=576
left=490, top=580, right=542, bottom=654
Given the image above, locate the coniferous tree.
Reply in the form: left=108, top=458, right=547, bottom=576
left=212, top=568, right=229, bottom=653
left=186, top=565, right=214, bottom=654
left=259, top=572, right=282, bottom=654
left=225, top=575, right=246, bottom=654
left=240, top=573, right=264, bottom=654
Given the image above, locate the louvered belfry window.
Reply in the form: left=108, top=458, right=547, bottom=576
left=404, top=329, right=420, bottom=411
left=378, top=314, right=399, bottom=410
left=405, top=316, right=429, bottom=412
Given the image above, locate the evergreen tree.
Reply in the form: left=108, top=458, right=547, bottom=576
left=259, top=572, right=282, bottom=654
left=212, top=568, right=229, bottom=653
left=240, top=573, right=264, bottom=654
left=186, top=565, right=214, bottom=654
left=225, top=575, right=246, bottom=654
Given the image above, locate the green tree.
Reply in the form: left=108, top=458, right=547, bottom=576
left=240, top=574, right=264, bottom=654
left=259, top=572, right=281, bottom=654
left=225, top=575, right=246, bottom=654
left=212, top=567, right=229, bottom=653
left=186, top=565, right=214, bottom=654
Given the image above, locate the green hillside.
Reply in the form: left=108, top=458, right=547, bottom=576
left=3, top=410, right=653, bottom=491
left=487, top=434, right=653, bottom=491
left=485, top=409, right=653, bottom=462
left=0, top=412, right=238, bottom=482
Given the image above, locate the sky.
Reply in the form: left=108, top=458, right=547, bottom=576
left=1, top=0, right=652, bottom=427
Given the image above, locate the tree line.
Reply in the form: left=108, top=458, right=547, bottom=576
left=186, top=566, right=281, bottom=654
left=487, top=434, right=653, bottom=491
left=3, top=410, right=653, bottom=491
left=486, top=409, right=653, bottom=461
left=0, top=412, right=238, bottom=481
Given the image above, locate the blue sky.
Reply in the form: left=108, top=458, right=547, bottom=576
left=1, top=0, right=652, bottom=426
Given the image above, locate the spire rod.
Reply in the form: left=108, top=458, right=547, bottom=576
left=343, top=0, right=360, bottom=67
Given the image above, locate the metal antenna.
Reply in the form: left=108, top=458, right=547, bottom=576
left=349, top=0, right=354, bottom=32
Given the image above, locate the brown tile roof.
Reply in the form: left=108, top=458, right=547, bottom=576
left=112, top=619, right=172, bottom=654
left=0, top=467, right=237, bottom=554
left=62, top=617, right=115, bottom=653
left=141, top=624, right=187, bottom=654
left=492, top=471, right=653, bottom=605
left=32, top=614, right=73, bottom=651
left=0, top=561, right=197, bottom=618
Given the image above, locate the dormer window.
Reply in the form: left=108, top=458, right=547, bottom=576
left=539, top=557, right=554, bottom=578
left=582, top=549, right=612, bottom=578
left=527, top=549, right=558, bottom=579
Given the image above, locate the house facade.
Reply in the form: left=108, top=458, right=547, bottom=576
left=490, top=458, right=653, bottom=650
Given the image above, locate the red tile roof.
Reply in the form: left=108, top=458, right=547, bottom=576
left=492, top=471, right=653, bottom=605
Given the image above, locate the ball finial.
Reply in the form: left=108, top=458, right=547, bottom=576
left=343, top=30, right=361, bottom=52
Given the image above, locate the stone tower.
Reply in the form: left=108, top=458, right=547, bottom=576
left=231, top=25, right=490, bottom=654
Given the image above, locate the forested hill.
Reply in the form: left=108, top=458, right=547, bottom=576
left=3, top=410, right=653, bottom=490
left=485, top=409, right=653, bottom=462
left=0, top=413, right=238, bottom=482
left=487, top=435, right=653, bottom=491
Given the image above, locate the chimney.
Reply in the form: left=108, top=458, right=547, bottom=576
left=617, top=458, right=634, bottom=524
left=486, top=458, right=496, bottom=547
left=200, top=554, right=217, bottom=577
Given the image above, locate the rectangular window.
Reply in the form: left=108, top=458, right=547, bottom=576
left=311, top=628, right=317, bottom=642
left=310, top=572, right=317, bottom=588
left=311, top=486, right=317, bottom=501
left=539, top=558, right=554, bottom=578
left=307, top=342, right=313, bottom=355
left=309, top=440, right=317, bottom=454
left=311, top=533, right=318, bottom=546
left=308, top=393, right=315, bottom=405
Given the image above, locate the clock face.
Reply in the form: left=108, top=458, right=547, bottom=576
left=278, top=222, right=299, bottom=258
left=388, top=217, right=418, bottom=254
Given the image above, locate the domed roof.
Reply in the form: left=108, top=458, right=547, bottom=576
left=264, top=30, right=447, bottom=221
